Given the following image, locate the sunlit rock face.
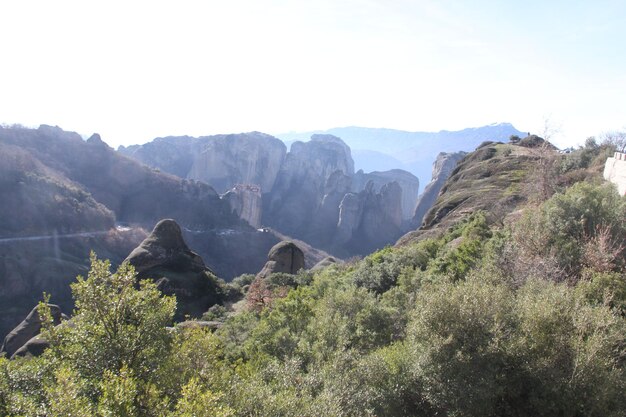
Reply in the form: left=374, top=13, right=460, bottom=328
left=222, top=184, right=263, bottom=228
left=604, top=152, right=626, bottom=196
left=120, top=132, right=287, bottom=195
left=335, top=181, right=403, bottom=255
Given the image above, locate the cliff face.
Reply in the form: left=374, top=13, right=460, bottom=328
left=264, top=134, right=355, bottom=238
left=352, top=169, right=419, bottom=220
left=120, top=132, right=287, bottom=195
left=336, top=181, right=403, bottom=255
left=411, top=152, right=466, bottom=228
left=222, top=184, right=263, bottom=228
left=120, top=132, right=421, bottom=257
left=604, top=152, right=626, bottom=196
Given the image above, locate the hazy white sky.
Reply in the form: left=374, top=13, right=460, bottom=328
left=1, top=0, right=624, bottom=148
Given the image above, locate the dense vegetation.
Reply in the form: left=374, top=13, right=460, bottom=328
left=1, top=141, right=625, bottom=416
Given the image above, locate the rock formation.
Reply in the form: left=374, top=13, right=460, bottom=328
left=124, top=219, right=223, bottom=320
left=604, top=152, right=626, bottom=196
left=256, top=241, right=305, bottom=279
left=310, top=256, right=339, bottom=271
left=352, top=169, right=419, bottom=220
left=120, top=132, right=287, bottom=195
left=264, top=134, right=355, bottom=237
left=398, top=141, right=542, bottom=246
left=12, top=335, right=51, bottom=359
left=335, top=181, right=404, bottom=255
left=412, top=152, right=467, bottom=228
left=119, top=131, right=425, bottom=258
left=222, top=184, right=263, bottom=228
left=1, top=304, right=64, bottom=359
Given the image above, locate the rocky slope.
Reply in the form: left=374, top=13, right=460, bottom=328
left=398, top=140, right=549, bottom=245
left=411, top=152, right=466, bottom=228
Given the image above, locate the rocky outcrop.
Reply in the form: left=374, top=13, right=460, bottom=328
left=336, top=181, right=404, bottom=254
left=412, top=152, right=467, bottom=228
left=222, top=184, right=262, bottom=228
left=124, top=219, right=223, bottom=320
left=352, top=169, right=419, bottom=220
left=311, top=256, right=339, bottom=271
left=120, top=132, right=287, bottom=195
left=264, top=134, right=355, bottom=238
left=398, top=142, right=542, bottom=246
left=604, top=152, right=626, bottom=196
left=1, top=304, right=64, bottom=358
left=256, top=241, right=305, bottom=279
left=12, top=335, right=51, bottom=359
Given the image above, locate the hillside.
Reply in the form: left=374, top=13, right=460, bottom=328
left=1, top=135, right=623, bottom=416
left=0, top=125, right=295, bottom=338
left=398, top=141, right=536, bottom=244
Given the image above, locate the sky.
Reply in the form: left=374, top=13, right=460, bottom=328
left=1, top=0, right=625, bottom=149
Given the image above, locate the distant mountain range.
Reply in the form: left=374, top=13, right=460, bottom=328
left=277, top=123, right=526, bottom=186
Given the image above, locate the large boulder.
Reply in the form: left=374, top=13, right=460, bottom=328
left=310, top=256, right=339, bottom=271
left=12, top=335, right=50, bottom=359
left=124, top=219, right=223, bottom=320
left=1, top=304, right=63, bottom=358
left=256, top=241, right=305, bottom=279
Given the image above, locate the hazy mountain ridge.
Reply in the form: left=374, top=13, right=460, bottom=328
left=277, top=123, right=526, bottom=184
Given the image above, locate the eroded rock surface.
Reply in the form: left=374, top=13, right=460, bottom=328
left=1, top=304, right=64, bottom=358
left=256, top=241, right=305, bottom=279
left=352, top=169, right=419, bottom=220
left=125, top=219, right=223, bottom=320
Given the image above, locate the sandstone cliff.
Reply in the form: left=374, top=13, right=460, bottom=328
left=264, top=134, right=355, bottom=238
left=352, top=169, right=419, bottom=220
left=120, top=132, right=287, bottom=195
left=222, top=184, right=263, bottom=228
left=335, top=181, right=403, bottom=255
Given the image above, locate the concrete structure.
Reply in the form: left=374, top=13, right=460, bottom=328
left=604, top=152, right=626, bottom=196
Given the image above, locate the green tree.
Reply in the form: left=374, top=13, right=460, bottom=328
left=47, top=253, right=176, bottom=391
